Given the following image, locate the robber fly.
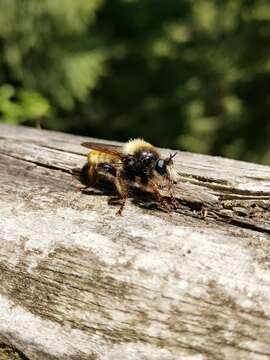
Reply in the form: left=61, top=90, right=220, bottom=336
left=80, top=138, right=179, bottom=215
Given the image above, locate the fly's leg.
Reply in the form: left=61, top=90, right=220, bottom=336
left=169, top=185, right=180, bottom=209
left=171, top=196, right=180, bottom=209
left=148, top=180, right=172, bottom=214
left=113, top=172, right=129, bottom=215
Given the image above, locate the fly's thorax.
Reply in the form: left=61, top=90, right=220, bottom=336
left=136, top=148, right=159, bottom=161
left=123, top=138, right=156, bottom=155
left=122, top=138, right=160, bottom=177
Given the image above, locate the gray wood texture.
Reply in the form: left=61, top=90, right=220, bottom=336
left=0, top=123, right=270, bottom=360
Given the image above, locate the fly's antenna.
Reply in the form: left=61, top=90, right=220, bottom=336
left=165, top=152, right=177, bottom=164
left=169, top=152, right=177, bottom=161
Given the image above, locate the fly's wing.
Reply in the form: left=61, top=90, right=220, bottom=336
left=81, top=142, right=131, bottom=170
left=81, top=142, right=123, bottom=158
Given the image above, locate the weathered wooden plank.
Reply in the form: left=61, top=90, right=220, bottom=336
left=1, top=124, right=269, bottom=232
left=0, top=124, right=270, bottom=360
left=1, top=123, right=269, bottom=191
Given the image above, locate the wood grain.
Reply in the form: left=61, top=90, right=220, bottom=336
left=0, top=124, right=270, bottom=360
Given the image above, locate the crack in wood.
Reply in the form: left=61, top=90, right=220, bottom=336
left=0, top=342, right=30, bottom=360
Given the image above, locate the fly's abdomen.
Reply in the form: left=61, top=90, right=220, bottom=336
left=88, top=150, right=116, bottom=166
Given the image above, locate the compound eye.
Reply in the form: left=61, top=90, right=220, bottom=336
left=156, top=159, right=166, bottom=174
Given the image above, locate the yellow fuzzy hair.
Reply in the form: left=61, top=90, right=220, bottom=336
left=123, top=138, right=156, bottom=155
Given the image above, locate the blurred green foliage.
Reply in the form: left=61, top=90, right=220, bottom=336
left=0, top=0, right=269, bottom=164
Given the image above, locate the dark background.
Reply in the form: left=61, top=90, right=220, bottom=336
left=0, top=0, right=269, bottom=164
